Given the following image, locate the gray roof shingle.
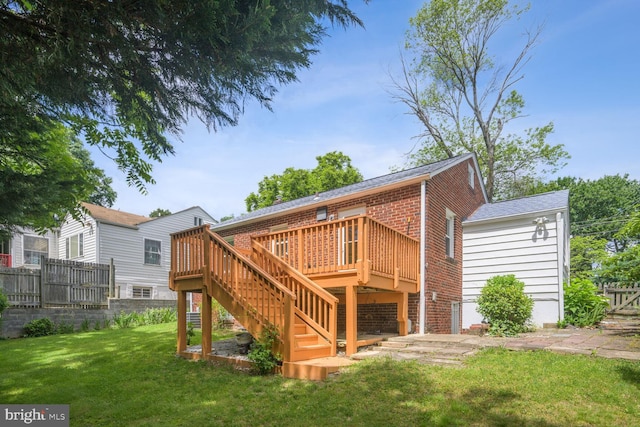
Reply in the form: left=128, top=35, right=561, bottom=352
left=464, top=190, right=569, bottom=224
left=214, top=153, right=477, bottom=230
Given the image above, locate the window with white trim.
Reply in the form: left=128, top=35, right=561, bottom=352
left=468, top=163, right=475, bottom=189
left=445, top=209, right=455, bottom=258
left=144, top=239, right=162, bottom=265
left=23, top=235, right=48, bottom=265
left=132, top=286, right=152, bottom=299
left=65, top=233, right=84, bottom=259
left=194, top=216, right=203, bottom=226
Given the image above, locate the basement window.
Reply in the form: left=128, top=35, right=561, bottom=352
left=132, top=286, right=152, bottom=299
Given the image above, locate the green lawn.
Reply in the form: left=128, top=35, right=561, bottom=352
left=1, top=323, right=639, bottom=426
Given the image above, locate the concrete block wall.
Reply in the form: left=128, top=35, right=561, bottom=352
left=0, top=299, right=176, bottom=338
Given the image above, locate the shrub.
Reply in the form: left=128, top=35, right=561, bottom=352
left=24, top=318, right=56, bottom=337
left=112, top=308, right=177, bottom=329
left=247, top=325, right=281, bottom=375
left=563, top=278, right=609, bottom=327
left=0, top=288, right=8, bottom=316
left=476, top=274, right=534, bottom=336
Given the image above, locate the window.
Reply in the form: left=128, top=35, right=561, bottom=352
left=132, top=286, right=152, bottom=299
left=194, top=216, right=203, bottom=226
left=65, top=233, right=84, bottom=259
left=468, top=163, right=475, bottom=189
left=144, top=239, right=161, bottom=265
left=445, top=209, right=455, bottom=258
left=23, top=235, right=48, bottom=265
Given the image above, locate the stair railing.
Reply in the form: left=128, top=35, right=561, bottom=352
left=251, top=240, right=337, bottom=353
left=171, top=225, right=296, bottom=360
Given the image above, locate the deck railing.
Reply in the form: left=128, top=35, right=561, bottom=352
left=171, top=226, right=296, bottom=358
left=251, top=240, right=337, bottom=350
left=252, top=215, right=420, bottom=285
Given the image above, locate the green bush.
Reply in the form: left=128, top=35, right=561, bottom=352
left=0, top=289, right=8, bottom=315
left=476, top=275, right=534, bottom=336
left=563, top=278, right=609, bottom=327
left=24, top=318, right=56, bottom=337
left=112, top=307, right=177, bottom=329
left=247, top=325, right=281, bottom=375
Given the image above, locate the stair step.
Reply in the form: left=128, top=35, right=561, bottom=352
left=294, top=324, right=309, bottom=334
left=295, top=333, right=321, bottom=346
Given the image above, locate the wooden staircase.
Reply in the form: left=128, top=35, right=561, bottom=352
left=170, top=226, right=338, bottom=364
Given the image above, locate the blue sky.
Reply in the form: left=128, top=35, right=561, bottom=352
left=94, top=0, right=640, bottom=220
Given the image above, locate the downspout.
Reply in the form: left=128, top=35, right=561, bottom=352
left=419, top=180, right=427, bottom=334
left=556, top=211, right=565, bottom=321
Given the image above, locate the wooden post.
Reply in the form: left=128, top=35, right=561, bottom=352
left=283, top=294, right=294, bottom=362
left=297, top=229, right=304, bottom=272
left=345, top=284, right=358, bottom=356
left=201, top=290, right=212, bottom=357
left=39, top=256, right=46, bottom=308
left=398, top=292, right=409, bottom=335
left=177, top=291, right=187, bottom=353
left=109, top=258, right=115, bottom=298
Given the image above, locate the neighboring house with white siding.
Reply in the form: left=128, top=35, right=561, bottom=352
left=59, top=203, right=216, bottom=300
left=462, top=190, right=570, bottom=329
left=0, top=228, right=60, bottom=268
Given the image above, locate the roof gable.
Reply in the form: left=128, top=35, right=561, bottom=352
left=463, top=190, right=569, bottom=224
left=81, top=202, right=152, bottom=227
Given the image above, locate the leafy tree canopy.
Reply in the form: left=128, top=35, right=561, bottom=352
left=245, top=151, right=363, bottom=211
left=68, top=138, right=117, bottom=208
left=0, top=121, right=98, bottom=238
left=570, top=235, right=608, bottom=280
left=393, top=0, right=568, bottom=201
left=1, top=0, right=364, bottom=191
left=149, top=208, right=172, bottom=218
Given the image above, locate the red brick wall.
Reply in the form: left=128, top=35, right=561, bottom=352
left=337, top=303, right=399, bottom=334
left=217, top=157, right=485, bottom=334
left=418, top=158, right=485, bottom=333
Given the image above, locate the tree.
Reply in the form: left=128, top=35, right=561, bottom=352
left=1, top=1, right=364, bottom=192
left=245, top=151, right=363, bottom=211
left=595, top=206, right=640, bottom=285
left=68, top=138, right=117, bottom=208
left=0, top=121, right=97, bottom=239
left=149, top=208, right=172, bottom=218
left=570, top=236, right=608, bottom=280
left=392, top=0, right=568, bottom=201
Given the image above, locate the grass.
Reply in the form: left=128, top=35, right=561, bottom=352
left=1, top=323, right=639, bottom=426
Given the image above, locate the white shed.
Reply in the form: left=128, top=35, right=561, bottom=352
left=462, top=190, right=570, bottom=329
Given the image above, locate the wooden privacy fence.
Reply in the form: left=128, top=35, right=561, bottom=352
left=0, top=258, right=114, bottom=308
left=599, top=283, right=640, bottom=313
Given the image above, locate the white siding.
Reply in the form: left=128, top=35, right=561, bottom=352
left=98, top=207, right=215, bottom=300
left=462, top=212, right=568, bottom=329
left=58, top=215, right=98, bottom=263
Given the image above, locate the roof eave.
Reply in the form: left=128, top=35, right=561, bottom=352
left=213, top=174, right=432, bottom=232
left=462, top=206, right=569, bottom=226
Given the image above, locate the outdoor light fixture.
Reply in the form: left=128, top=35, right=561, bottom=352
left=316, top=206, right=328, bottom=221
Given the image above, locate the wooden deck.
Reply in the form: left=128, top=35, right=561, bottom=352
left=170, top=216, right=419, bottom=378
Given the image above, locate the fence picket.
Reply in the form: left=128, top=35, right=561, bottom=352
left=0, top=258, right=111, bottom=308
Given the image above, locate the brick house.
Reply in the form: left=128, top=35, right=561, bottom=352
left=170, top=153, right=491, bottom=370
